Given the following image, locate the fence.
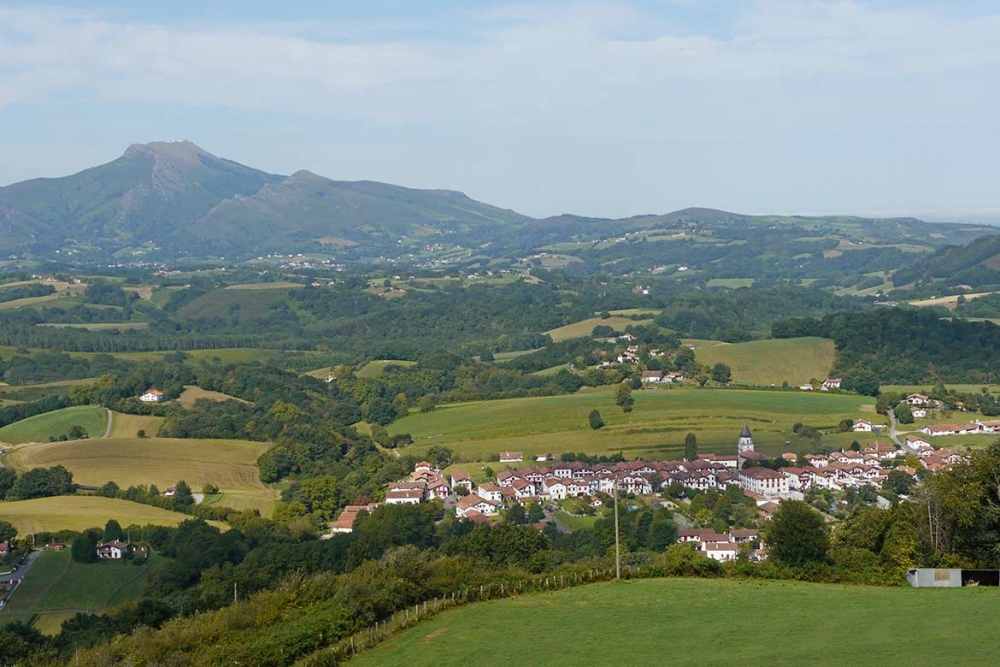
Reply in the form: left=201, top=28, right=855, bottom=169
left=303, top=565, right=651, bottom=665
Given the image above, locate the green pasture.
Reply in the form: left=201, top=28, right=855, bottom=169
left=0, top=405, right=106, bottom=444
left=389, top=386, right=874, bottom=461
left=0, top=496, right=230, bottom=534
left=691, top=337, right=837, bottom=386
left=356, top=360, right=418, bottom=378
left=546, top=316, right=655, bottom=342
left=353, top=578, right=1000, bottom=667
left=706, top=278, right=755, bottom=288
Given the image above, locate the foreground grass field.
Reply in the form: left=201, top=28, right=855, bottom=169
left=6, top=437, right=275, bottom=515
left=691, top=337, right=837, bottom=386
left=389, top=386, right=873, bottom=460
left=353, top=578, right=1000, bottom=667
left=0, top=405, right=106, bottom=444
left=0, top=496, right=227, bottom=533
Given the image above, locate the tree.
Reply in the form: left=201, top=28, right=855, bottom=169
left=648, top=518, right=679, bottom=551
left=884, top=469, right=915, bottom=496
left=844, top=369, right=880, bottom=397
left=527, top=501, right=545, bottom=523
left=764, top=500, right=829, bottom=566
left=895, top=402, right=914, bottom=424
left=202, top=483, right=219, bottom=495
left=0, top=468, right=15, bottom=500
left=684, top=433, right=698, bottom=461
left=426, top=445, right=454, bottom=468
left=711, top=363, right=732, bottom=384
left=0, top=520, right=16, bottom=545
left=615, top=384, right=634, bottom=413
left=103, top=519, right=124, bottom=542
left=506, top=503, right=527, bottom=525
left=71, top=533, right=98, bottom=563
left=172, top=480, right=194, bottom=511
left=588, top=409, right=605, bottom=430
left=98, top=481, right=120, bottom=498
left=67, top=424, right=89, bottom=440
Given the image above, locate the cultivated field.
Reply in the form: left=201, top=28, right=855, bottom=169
left=352, top=578, right=1000, bottom=667
left=388, top=386, right=873, bottom=461
left=691, top=337, right=837, bottom=386
left=5, top=437, right=274, bottom=514
left=37, top=322, right=149, bottom=332
left=224, top=282, right=304, bottom=290
left=908, top=291, right=995, bottom=309
left=177, top=385, right=248, bottom=407
left=109, top=412, right=165, bottom=438
left=0, top=496, right=227, bottom=533
left=545, top=317, right=655, bottom=343
left=0, top=405, right=106, bottom=444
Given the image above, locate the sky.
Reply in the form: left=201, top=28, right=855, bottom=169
left=1, top=0, right=999, bottom=222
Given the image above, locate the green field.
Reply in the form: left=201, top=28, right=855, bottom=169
left=388, top=386, right=874, bottom=460
left=6, top=437, right=274, bottom=515
left=356, top=360, right=418, bottom=378
left=0, top=549, right=170, bottom=633
left=37, top=322, right=149, bottom=332
left=546, top=317, right=655, bottom=342
left=0, top=379, right=95, bottom=402
left=0, top=405, right=106, bottom=444
left=692, top=337, right=838, bottom=386
left=706, top=278, right=756, bottom=288
left=352, top=578, right=1000, bottom=667
left=0, top=496, right=228, bottom=533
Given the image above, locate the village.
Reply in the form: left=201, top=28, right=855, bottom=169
left=325, top=421, right=969, bottom=563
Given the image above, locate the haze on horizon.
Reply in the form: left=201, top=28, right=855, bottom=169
left=1, top=0, right=998, bottom=223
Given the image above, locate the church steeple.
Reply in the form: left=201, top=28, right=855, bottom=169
left=737, top=423, right=755, bottom=466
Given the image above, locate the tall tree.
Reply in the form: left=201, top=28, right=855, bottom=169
left=588, top=409, right=605, bottom=430
left=684, top=433, right=698, bottom=461
left=764, top=500, right=829, bottom=566
left=615, top=384, right=634, bottom=413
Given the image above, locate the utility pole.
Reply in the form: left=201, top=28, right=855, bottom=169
left=234, top=581, right=238, bottom=604
left=614, top=477, right=621, bottom=580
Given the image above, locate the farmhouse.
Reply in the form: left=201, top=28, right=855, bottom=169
left=96, top=541, right=129, bottom=559
left=326, top=503, right=381, bottom=536
left=821, top=378, right=842, bottom=391
left=641, top=370, right=664, bottom=384
left=499, top=451, right=523, bottom=463
left=139, top=389, right=165, bottom=403
left=704, top=541, right=741, bottom=562
left=738, top=467, right=790, bottom=499
left=906, top=393, right=931, bottom=406
left=385, top=489, right=424, bottom=505
left=920, top=423, right=979, bottom=437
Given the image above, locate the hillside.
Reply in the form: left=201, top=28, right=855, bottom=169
left=351, top=579, right=1000, bottom=667
left=892, top=235, right=1000, bottom=287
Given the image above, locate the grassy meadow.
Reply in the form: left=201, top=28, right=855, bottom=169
left=177, top=385, right=248, bottom=407
left=0, top=405, right=106, bottom=444
left=545, top=316, right=655, bottom=343
left=691, top=337, right=837, bottom=386
left=0, top=549, right=172, bottom=634
left=6, top=437, right=274, bottom=515
left=352, top=578, right=1000, bottom=667
left=389, top=386, right=874, bottom=461
left=0, top=496, right=228, bottom=533
left=108, top=412, right=165, bottom=438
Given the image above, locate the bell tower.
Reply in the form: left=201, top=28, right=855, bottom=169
left=737, top=423, right=754, bottom=465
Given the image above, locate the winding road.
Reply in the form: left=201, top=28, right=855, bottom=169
left=101, top=408, right=114, bottom=439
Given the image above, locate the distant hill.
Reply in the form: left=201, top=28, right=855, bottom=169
left=0, top=142, right=995, bottom=269
left=892, top=235, right=1000, bottom=287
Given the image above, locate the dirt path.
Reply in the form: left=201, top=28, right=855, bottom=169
left=101, top=409, right=114, bottom=438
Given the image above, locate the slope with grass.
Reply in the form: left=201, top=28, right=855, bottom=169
left=356, top=360, right=418, bottom=378
left=351, top=578, right=1000, bottom=667
left=108, top=412, right=165, bottom=438
left=388, top=386, right=872, bottom=460
left=177, top=385, right=248, bottom=407
left=545, top=317, right=654, bottom=343
left=0, top=405, right=106, bottom=444
left=0, top=496, right=227, bottom=533
left=5, top=437, right=274, bottom=515
left=692, top=337, right=837, bottom=385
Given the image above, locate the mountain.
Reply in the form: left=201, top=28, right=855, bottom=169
left=0, top=141, right=531, bottom=260
left=0, top=141, right=996, bottom=269
left=0, top=141, right=282, bottom=256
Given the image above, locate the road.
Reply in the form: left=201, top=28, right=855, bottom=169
left=101, top=408, right=114, bottom=438
left=0, top=549, right=40, bottom=584
left=888, top=408, right=917, bottom=454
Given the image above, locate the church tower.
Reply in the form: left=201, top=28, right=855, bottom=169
left=737, top=423, right=754, bottom=466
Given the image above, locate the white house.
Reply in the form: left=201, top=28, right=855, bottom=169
left=704, top=541, right=740, bottom=562
left=641, top=371, right=664, bottom=384
left=912, top=407, right=928, bottom=419
left=499, top=451, right=523, bottom=463
left=853, top=419, right=874, bottom=432
left=385, top=489, right=424, bottom=505
left=96, top=541, right=128, bottom=559
left=821, top=378, right=842, bottom=391
left=139, top=389, right=165, bottom=403
left=544, top=477, right=569, bottom=500
left=907, top=393, right=931, bottom=406
left=456, top=494, right=499, bottom=517
left=738, top=467, right=790, bottom=499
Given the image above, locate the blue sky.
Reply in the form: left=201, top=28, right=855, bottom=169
left=1, top=1, right=999, bottom=221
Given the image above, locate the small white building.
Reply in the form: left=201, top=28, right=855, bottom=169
left=499, top=451, right=523, bottom=463
left=385, top=489, right=424, bottom=505
left=853, top=419, right=874, bottom=432
left=139, top=389, right=165, bottom=403
left=96, top=541, right=128, bottom=559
